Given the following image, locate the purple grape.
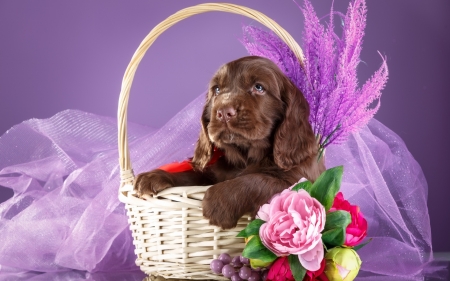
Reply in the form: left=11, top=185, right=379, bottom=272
left=222, top=264, right=235, bottom=278
left=218, top=253, right=232, bottom=265
left=261, top=271, right=268, bottom=281
left=210, top=259, right=224, bottom=274
left=248, top=271, right=261, bottom=281
left=231, top=272, right=243, bottom=281
left=239, top=266, right=252, bottom=280
left=240, top=256, right=250, bottom=265
left=231, top=256, right=243, bottom=267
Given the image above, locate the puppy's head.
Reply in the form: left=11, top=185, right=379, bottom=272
left=192, top=56, right=317, bottom=171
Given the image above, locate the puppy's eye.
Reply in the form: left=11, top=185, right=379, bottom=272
left=213, top=86, right=220, bottom=95
left=253, top=84, right=265, bottom=94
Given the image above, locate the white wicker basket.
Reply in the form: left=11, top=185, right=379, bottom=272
left=117, top=3, right=304, bottom=279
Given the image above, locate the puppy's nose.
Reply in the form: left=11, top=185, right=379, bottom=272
left=216, top=106, right=236, bottom=123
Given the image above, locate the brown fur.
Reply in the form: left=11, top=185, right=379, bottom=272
left=135, top=56, right=325, bottom=229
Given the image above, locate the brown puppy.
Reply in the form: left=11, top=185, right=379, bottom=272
left=135, top=56, right=324, bottom=229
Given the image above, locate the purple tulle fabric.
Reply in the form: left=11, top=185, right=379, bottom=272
left=0, top=93, right=433, bottom=277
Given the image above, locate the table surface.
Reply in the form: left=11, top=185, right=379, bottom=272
left=0, top=260, right=448, bottom=281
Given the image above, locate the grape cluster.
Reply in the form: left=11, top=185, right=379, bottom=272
left=210, top=253, right=269, bottom=281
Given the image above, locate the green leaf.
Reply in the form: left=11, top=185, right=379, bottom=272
left=322, top=227, right=346, bottom=247
left=288, top=255, right=306, bottom=281
left=291, top=181, right=312, bottom=192
left=237, top=219, right=265, bottom=238
left=242, top=235, right=277, bottom=263
left=353, top=238, right=373, bottom=251
left=309, top=166, right=343, bottom=211
left=324, top=210, right=351, bottom=231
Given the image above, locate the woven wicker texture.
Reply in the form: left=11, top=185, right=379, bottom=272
left=117, top=3, right=304, bottom=279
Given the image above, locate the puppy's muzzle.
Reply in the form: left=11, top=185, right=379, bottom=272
left=216, top=106, right=236, bottom=123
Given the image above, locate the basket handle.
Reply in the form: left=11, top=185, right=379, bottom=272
left=118, top=3, right=304, bottom=188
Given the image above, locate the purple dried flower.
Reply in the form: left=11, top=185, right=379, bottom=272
left=240, top=0, right=388, bottom=150
left=241, top=26, right=302, bottom=87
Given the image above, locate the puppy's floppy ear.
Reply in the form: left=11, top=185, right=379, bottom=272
left=192, top=96, right=214, bottom=171
left=273, top=76, right=317, bottom=171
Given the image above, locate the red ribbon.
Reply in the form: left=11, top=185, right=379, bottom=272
left=158, top=149, right=223, bottom=173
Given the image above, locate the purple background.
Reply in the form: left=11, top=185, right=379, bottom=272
left=0, top=0, right=449, bottom=252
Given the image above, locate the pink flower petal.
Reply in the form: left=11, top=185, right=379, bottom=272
left=337, top=264, right=350, bottom=279
left=298, top=240, right=324, bottom=271
left=257, top=203, right=271, bottom=221
left=269, top=195, right=284, bottom=215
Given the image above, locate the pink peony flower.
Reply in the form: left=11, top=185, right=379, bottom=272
left=258, top=189, right=326, bottom=271
left=330, top=192, right=368, bottom=247
left=266, top=257, right=294, bottom=281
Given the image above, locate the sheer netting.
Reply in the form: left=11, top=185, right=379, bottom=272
left=0, top=93, right=433, bottom=277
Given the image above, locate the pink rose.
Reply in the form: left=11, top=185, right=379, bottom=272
left=330, top=192, right=368, bottom=247
left=266, top=257, right=294, bottom=281
left=258, top=189, right=326, bottom=271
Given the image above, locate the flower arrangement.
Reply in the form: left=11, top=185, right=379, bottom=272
left=238, top=166, right=368, bottom=281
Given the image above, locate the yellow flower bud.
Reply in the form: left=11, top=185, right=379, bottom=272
left=324, top=247, right=361, bottom=281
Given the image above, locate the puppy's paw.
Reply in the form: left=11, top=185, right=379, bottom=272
left=134, top=169, right=174, bottom=196
left=202, top=184, right=242, bottom=230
